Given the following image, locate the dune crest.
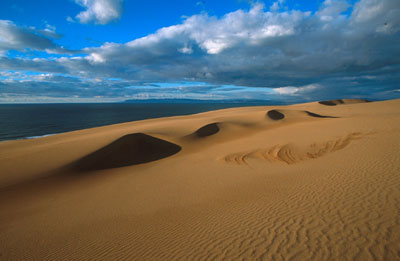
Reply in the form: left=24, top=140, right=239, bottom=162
left=71, top=133, right=181, bottom=171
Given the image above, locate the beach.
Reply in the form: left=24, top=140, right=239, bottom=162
left=0, top=98, right=399, bottom=260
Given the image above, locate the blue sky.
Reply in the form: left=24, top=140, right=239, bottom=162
left=0, top=0, right=399, bottom=103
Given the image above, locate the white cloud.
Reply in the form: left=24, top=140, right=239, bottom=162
left=109, top=3, right=304, bottom=56
left=274, top=84, right=321, bottom=95
left=351, top=0, right=400, bottom=33
left=1, top=0, right=400, bottom=102
left=74, top=0, right=398, bottom=87
left=352, top=0, right=385, bottom=22
left=37, top=24, right=62, bottom=39
left=66, top=16, right=75, bottom=23
left=270, top=0, right=285, bottom=12
left=86, top=52, right=106, bottom=63
left=73, top=0, right=123, bottom=25
left=178, top=44, right=193, bottom=54
left=316, top=0, right=350, bottom=22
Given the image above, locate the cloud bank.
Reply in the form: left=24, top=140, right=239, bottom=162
left=0, top=20, right=70, bottom=55
left=1, top=0, right=399, bottom=102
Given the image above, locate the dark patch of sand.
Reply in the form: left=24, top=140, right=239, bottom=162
left=267, top=110, right=285, bottom=120
left=71, top=133, right=181, bottom=171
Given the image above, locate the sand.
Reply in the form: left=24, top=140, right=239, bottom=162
left=0, top=98, right=399, bottom=260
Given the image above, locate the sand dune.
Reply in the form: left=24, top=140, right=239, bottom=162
left=0, top=99, right=399, bottom=260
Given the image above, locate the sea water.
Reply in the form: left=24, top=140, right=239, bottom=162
left=0, top=102, right=271, bottom=141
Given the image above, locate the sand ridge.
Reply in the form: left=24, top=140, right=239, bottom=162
left=0, top=98, right=399, bottom=260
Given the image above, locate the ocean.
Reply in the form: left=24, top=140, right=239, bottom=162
left=0, top=102, right=271, bottom=141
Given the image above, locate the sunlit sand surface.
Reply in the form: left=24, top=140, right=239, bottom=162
left=1, top=99, right=399, bottom=260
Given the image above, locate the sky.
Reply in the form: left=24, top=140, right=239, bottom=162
left=0, top=0, right=399, bottom=103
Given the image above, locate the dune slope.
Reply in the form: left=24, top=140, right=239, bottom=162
left=0, top=99, right=399, bottom=260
